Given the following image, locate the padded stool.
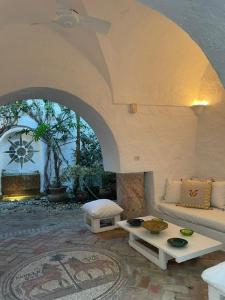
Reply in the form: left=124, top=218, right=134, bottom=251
left=202, top=262, right=225, bottom=300
left=82, top=199, right=123, bottom=233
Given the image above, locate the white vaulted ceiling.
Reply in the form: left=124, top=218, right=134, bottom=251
left=0, top=0, right=223, bottom=106
left=138, top=0, right=225, bottom=87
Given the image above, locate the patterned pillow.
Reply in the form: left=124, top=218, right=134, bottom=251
left=177, top=179, right=212, bottom=209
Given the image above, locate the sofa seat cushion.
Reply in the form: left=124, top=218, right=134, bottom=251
left=158, top=202, right=225, bottom=233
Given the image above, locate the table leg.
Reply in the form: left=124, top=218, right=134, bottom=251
left=129, top=233, right=171, bottom=270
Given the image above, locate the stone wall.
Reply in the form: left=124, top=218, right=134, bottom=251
left=117, top=173, right=146, bottom=219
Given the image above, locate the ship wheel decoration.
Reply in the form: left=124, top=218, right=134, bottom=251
left=4, top=134, right=39, bottom=168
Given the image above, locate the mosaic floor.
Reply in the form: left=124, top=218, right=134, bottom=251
left=0, top=206, right=225, bottom=299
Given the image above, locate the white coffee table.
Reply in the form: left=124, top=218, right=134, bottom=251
left=117, top=216, right=223, bottom=270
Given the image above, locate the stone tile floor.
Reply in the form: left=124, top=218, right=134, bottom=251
left=0, top=200, right=224, bottom=299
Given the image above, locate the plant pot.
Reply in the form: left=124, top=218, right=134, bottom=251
left=75, top=191, right=88, bottom=203
left=47, top=186, right=68, bottom=202
left=48, top=186, right=67, bottom=194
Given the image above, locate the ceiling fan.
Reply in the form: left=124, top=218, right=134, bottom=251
left=31, top=1, right=111, bottom=34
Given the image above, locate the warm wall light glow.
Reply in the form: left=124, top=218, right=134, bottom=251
left=2, top=195, right=35, bottom=201
left=191, top=100, right=209, bottom=116
left=191, top=100, right=209, bottom=106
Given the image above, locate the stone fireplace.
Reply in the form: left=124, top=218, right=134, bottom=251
left=117, top=172, right=149, bottom=219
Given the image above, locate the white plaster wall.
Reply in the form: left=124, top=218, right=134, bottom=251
left=114, top=105, right=198, bottom=207
left=196, top=89, right=225, bottom=180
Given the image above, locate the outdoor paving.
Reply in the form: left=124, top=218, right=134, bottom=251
left=0, top=199, right=224, bottom=299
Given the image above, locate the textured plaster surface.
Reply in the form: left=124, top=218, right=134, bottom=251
left=139, top=0, right=225, bottom=87
left=0, top=0, right=224, bottom=209
left=196, top=90, right=225, bottom=180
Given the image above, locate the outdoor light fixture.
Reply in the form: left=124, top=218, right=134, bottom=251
left=130, top=103, right=138, bottom=113
left=191, top=100, right=208, bottom=116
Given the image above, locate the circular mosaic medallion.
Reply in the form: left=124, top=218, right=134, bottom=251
left=0, top=247, right=126, bottom=300
left=4, top=135, right=38, bottom=168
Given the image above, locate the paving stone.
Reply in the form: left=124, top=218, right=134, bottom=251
left=0, top=201, right=224, bottom=299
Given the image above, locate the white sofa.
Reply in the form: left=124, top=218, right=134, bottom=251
left=202, top=262, right=225, bottom=300
left=155, top=202, right=225, bottom=249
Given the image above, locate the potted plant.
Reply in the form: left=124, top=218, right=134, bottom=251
left=61, top=164, right=103, bottom=203
left=21, top=100, right=75, bottom=201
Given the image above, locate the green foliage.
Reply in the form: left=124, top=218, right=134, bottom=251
left=0, top=101, right=24, bottom=135
left=0, top=99, right=104, bottom=192
left=80, top=130, right=103, bottom=166
left=61, top=163, right=104, bottom=191
left=33, top=123, right=50, bottom=141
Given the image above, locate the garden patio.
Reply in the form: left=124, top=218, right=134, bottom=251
left=0, top=0, right=225, bottom=299
left=0, top=199, right=225, bottom=300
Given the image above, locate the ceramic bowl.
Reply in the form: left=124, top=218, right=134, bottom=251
left=167, top=237, right=188, bottom=248
left=143, top=219, right=168, bottom=234
left=127, top=218, right=144, bottom=227
left=180, top=228, right=194, bottom=236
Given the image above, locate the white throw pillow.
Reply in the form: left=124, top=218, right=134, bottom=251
left=211, top=181, right=225, bottom=209
left=164, top=179, right=182, bottom=203
left=82, top=199, right=123, bottom=218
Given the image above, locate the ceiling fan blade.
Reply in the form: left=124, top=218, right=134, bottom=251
left=30, top=22, right=51, bottom=27
left=0, top=0, right=56, bottom=26
left=79, top=16, right=111, bottom=34
left=56, top=0, right=86, bottom=15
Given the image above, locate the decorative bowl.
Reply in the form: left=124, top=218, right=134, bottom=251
left=180, top=228, right=194, bottom=236
left=143, top=219, right=168, bottom=234
left=167, top=238, right=188, bottom=248
left=127, top=218, right=144, bottom=227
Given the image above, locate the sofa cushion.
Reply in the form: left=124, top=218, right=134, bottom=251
left=164, top=179, right=182, bottom=203
left=211, top=181, right=225, bottom=209
left=158, top=202, right=225, bottom=233
left=178, top=179, right=212, bottom=209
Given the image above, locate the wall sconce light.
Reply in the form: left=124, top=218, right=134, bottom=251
left=130, top=103, right=138, bottom=113
left=191, top=100, right=208, bottom=116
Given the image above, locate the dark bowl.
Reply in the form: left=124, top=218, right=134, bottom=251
left=127, top=218, right=144, bottom=227
left=167, top=238, right=188, bottom=248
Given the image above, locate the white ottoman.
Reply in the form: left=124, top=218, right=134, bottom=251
left=82, top=199, right=123, bottom=233
left=201, top=262, right=225, bottom=300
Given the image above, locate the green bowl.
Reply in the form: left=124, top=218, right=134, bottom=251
left=180, top=228, right=194, bottom=236
left=167, top=238, right=188, bottom=248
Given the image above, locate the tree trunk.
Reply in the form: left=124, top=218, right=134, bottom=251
left=75, top=114, right=81, bottom=165
left=44, top=145, right=51, bottom=190
left=53, top=148, right=61, bottom=187
left=74, top=114, right=81, bottom=193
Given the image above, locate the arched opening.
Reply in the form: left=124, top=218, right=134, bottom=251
left=0, top=88, right=119, bottom=202
left=0, top=87, right=120, bottom=173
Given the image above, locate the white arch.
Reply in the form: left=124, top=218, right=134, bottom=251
left=0, top=87, right=121, bottom=172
